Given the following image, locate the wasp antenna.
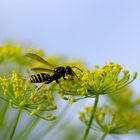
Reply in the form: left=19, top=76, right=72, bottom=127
left=72, top=66, right=83, bottom=72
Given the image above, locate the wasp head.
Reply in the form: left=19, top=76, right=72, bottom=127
left=65, top=66, right=74, bottom=76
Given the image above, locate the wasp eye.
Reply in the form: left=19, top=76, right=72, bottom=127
left=66, top=66, right=72, bottom=75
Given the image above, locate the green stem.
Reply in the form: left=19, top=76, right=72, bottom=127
left=82, top=94, right=99, bottom=140
left=9, top=109, right=22, bottom=140
left=100, top=132, right=107, bottom=140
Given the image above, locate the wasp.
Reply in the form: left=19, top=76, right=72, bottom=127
left=26, top=53, right=83, bottom=87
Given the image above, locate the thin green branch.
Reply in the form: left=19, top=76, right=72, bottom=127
left=82, top=94, right=99, bottom=140
left=9, top=109, right=22, bottom=140
left=100, top=132, right=107, bottom=140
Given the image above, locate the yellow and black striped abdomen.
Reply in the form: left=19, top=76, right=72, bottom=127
left=30, top=73, right=52, bottom=83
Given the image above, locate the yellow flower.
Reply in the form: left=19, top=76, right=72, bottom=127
left=88, top=81, right=95, bottom=86
left=14, top=91, right=22, bottom=98
left=82, top=72, right=89, bottom=81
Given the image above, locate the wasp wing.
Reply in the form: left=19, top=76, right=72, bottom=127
left=26, top=53, right=55, bottom=68
left=31, top=67, right=55, bottom=72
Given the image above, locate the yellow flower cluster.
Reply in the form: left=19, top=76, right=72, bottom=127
left=0, top=72, right=56, bottom=121
left=79, top=105, right=140, bottom=135
left=59, top=62, right=137, bottom=102
left=0, top=43, right=45, bottom=70
left=0, top=43, right=22, bottom=60
left=0, top=77, right=9, bottom=96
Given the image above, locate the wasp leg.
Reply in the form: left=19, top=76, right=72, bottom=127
left=71, top=66, right=83, bottom=80
left=56, top=79, right=59, bottom=83
left=71, top=70, right=80, bottom=80
left=63, top=75, right=74, bottom=81
left=63, top=75, right=67, bottom=80
left=37, top=82, right=47, bottom=91
left=37, top=80, right=52, bottom=91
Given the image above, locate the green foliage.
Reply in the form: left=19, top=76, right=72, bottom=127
left=0, top=72, right=56, bottom=121
left=0, top=43, right=139, bottom=140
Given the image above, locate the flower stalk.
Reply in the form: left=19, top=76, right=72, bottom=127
left=100, top=131, right=107, bottom=140
left=82, top=94, right=99, bottom=140
left=9, top=109, right=22, bottom=140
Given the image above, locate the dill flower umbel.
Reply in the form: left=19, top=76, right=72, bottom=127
left=79, top=105, right=140, bottom=139
left=58, top=62, right=137, bottom=140
left=0, top=71, right=56, bottom=121
left=59, top=62, right=137, bottom=102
